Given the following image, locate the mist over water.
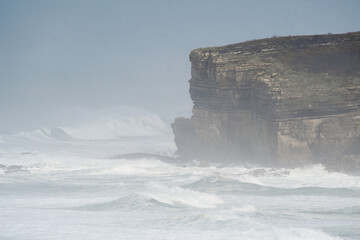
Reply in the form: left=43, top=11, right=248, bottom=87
left=1, top=0, right=360, bottom=239
left=1, top=111, right=360, bottom=240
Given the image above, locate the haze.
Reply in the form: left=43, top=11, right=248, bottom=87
left=1, top=0, right=360, bottom=131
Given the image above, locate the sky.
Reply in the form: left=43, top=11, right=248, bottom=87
left=1, top=0, right=360, bottom=131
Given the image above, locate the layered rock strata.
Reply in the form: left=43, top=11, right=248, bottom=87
left=172, top=32, right=360, bottom=173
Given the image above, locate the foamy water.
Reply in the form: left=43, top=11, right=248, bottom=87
left=0, top=114, right=359, bottom=240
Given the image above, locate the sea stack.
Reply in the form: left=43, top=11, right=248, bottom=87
left=172, top=32, right=360, bottom=173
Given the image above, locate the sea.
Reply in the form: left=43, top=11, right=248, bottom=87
left=0, top=111, right=359, bottom=240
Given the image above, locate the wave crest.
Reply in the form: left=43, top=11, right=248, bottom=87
left=145, top=183, right=224, bottom=208
left=10, top=114, right=169, bottom=141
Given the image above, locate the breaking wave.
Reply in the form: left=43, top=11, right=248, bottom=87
left=62, top=114, right=169, bottom=140
left=1, top=107, right=357, bottom=240
left=9, top=114, right=169, bottom=142
left=1, top=153, right=357, bottom=239
left=145, top=182, right=224, bottom=208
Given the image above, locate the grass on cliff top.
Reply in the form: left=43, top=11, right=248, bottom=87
left=192, top=31, right=360, bottom=54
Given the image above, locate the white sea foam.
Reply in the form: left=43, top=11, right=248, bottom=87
left=145, top=183, right=224, bottom=208
left=0, top=114, right=175, bottom=160
left=0, top=155, right=357, bottom=239
left=2, top=148, right=359, bottom=191
left=238, top=227, right=343, bottom=240
left=232, top=204, right=257, bottom=213
left=9, top=114, right=169, bottom=142
left=221, top=164, right=360, bottom=189
left=1, top=111, right=359, bottom=240
left=63, top=114, right=169, bottom=140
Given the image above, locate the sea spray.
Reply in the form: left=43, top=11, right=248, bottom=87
left=0, top=115, right=359, bottom=239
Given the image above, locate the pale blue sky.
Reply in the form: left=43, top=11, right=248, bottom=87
left=1, top=0, right=360, bottom=130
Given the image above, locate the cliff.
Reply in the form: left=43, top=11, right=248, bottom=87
left=172, top=32, right=360, bottom=173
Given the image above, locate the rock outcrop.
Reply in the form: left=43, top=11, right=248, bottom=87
left=172, top=32, right=360, bottom=173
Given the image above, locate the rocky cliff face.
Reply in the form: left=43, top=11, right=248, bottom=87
left=172, top=32, right=360, bottom=173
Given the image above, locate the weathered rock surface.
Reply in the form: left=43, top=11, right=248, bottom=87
left=172, top=32, right=360, bottom=173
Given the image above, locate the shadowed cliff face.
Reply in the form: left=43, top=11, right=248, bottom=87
left=172, top=32, right=360, bottom=173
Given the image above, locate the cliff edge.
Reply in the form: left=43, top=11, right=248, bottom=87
left=172, top=32, right=360, bottom=173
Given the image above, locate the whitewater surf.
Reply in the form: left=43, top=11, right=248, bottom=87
left=0, top=113, right=359, bottom=240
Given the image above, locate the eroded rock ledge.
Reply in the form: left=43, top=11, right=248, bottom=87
left=172, top=32, right=360, bottom=173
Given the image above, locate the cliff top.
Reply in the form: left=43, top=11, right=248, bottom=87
left=191, top=31, right=360, bottom=59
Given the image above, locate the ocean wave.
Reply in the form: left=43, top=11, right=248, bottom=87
left=62, top=114, right=169, bottom=140
left=74, top=186, right=225, bottom=211
left=145, top=182, right=224, bottom=209
left=6, top=113, right=170, bottom=142
left=236, top=227, right=343, bottom=240
left=212, top=164, right=360, bottom=189
left=74, top=194, right=150, bottom=211
left=305, top=205, right=360, bottom=215
left=184, top=175, right=360, bottom=198
left=2, top=151, right=360, bottom=191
